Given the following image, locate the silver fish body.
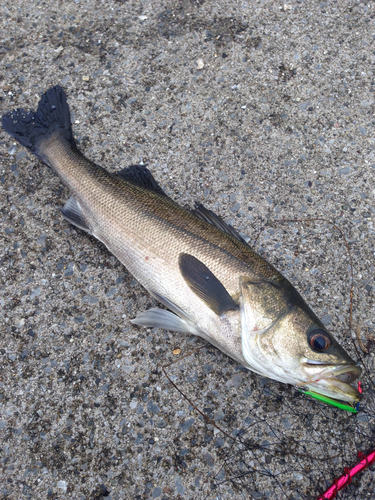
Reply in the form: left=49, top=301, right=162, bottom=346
left=2, top=86, right=362, bottom=403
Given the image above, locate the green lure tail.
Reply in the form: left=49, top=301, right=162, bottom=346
left=299, top=389, right=360, bottom=413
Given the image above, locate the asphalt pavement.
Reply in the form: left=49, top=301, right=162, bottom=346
left=1, top=1, right=374, bottom=499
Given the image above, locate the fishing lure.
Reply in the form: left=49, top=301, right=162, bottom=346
left=299, top=389, right=359, bottom=413
left=317, top=449, right=375, bottom=500
left=300, top=381, right=363, bottom=413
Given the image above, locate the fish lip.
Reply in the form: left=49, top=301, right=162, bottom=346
left=302, top=361, right=362, bottom=381
left=301, top=361, right=362, bottom=402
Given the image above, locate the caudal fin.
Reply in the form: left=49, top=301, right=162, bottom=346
left=1, top=85, right=76, bottom=163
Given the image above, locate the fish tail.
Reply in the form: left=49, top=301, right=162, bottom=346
left=2, top=85, right=76, bottom=164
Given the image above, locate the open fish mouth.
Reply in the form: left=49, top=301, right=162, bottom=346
left=302, top=362, right=362, bottom=403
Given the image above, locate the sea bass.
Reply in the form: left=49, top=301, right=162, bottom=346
left=2, top=86, right=361, bottom=403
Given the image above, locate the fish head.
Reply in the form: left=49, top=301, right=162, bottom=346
left=240, top=279, right=362, bottom=403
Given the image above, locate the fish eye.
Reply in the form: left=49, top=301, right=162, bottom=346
left=308, top=329, right=331, bottom=352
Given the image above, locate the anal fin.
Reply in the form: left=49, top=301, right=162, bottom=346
left=131, top=308, right=197, bottom=334
left=60, top=196, right=92, bottom=234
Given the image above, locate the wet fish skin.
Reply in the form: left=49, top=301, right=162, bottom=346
left=1, top=86, right=362, bottom=403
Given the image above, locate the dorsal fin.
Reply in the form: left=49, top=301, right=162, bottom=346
left=115, top=165, right=167, bottom=196
left=191, top=203, right=248, bottom=245
left=179, top=253, right=239, bottom=316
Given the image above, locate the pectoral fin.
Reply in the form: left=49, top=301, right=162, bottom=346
left=179, top=253, right=238, bottom=316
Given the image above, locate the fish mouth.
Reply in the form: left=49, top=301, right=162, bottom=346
left=302, top=361, right=362, bottom=403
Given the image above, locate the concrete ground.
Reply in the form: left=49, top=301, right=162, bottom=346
left=1, top=1, right=374, bottom=499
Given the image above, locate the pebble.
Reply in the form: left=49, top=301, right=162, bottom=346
left=338, top=166, right=351, bottom=175
left=321, top=314, right=332, bottom=326
left=214, top=409, right=225, bottom=421
left=152, top=486, right=162, bottom=498
left=180, top=418, right=195, bottom=433
left=57, top=481, right=68, bottom=492
left=203, top=364, right=212, bottom=374
left=82, top=295, right=98, bottom=304
left=147, top=402, right=160, bottom=415
left=196, top=59, right=204, bottom=70
left=282, top=418, right=292, bottom=430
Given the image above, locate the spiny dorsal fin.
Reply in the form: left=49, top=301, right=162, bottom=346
left=191, top=203, right=248, bottom=245
left=179, top=253, right=238, bottom=316
left=115, top=165, right=167, bottom=196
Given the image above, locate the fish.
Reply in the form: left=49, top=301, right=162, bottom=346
left=2, top=86, right=362, bottom=403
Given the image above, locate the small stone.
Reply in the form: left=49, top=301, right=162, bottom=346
left=14, top=317, right=25, bottom=328
left=57, top=481, right=68, bottom=492
left=99, top=484, right=110, bottom=496
left=147, top=402, right=160, bottom=414
left=338, top=167, right=351, bottom=175
left=263, top=387, right=272, bottom=397
left=230, top=203, right=241, bottom=213
left=242, top=388, right=252, bottom=398
left=321, top=314, right=332, bottom=326
left=196, top=59, right=204, bottom=70
left=30, top=286, right=41, bottom=300
left=152, top=486, right=162, bottom=498
left=187, top=371, right=197, bottom=383
left=259, top=378, right=271, bottom=387
left=37, top=234, right=47, bottom=246
left=173, top=348, right=181, bottom=355
left=180, top=418, right=195, bottom=433
left=156, top=419, right=166, bottom=428
left=293, top=472, right=303, bottom=481
left=214, top=409, right=225, bottom=421
left=106, top=287, right=118, bottom=298
left=99, top=383, right=110, bottom=393
left=203, top=452, right=214, bottom=467
left=82, top=295, right=98, bottom=304
left=82, top=76, right=90, bottom=81
left=175, top=476, right=185, bottom=495
left=282, top=417, right=292, bottom=429
left=64, top=262, right=74, bottom=277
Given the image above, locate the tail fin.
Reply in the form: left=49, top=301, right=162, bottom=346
left=2, top=86, right=76, bottom=162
